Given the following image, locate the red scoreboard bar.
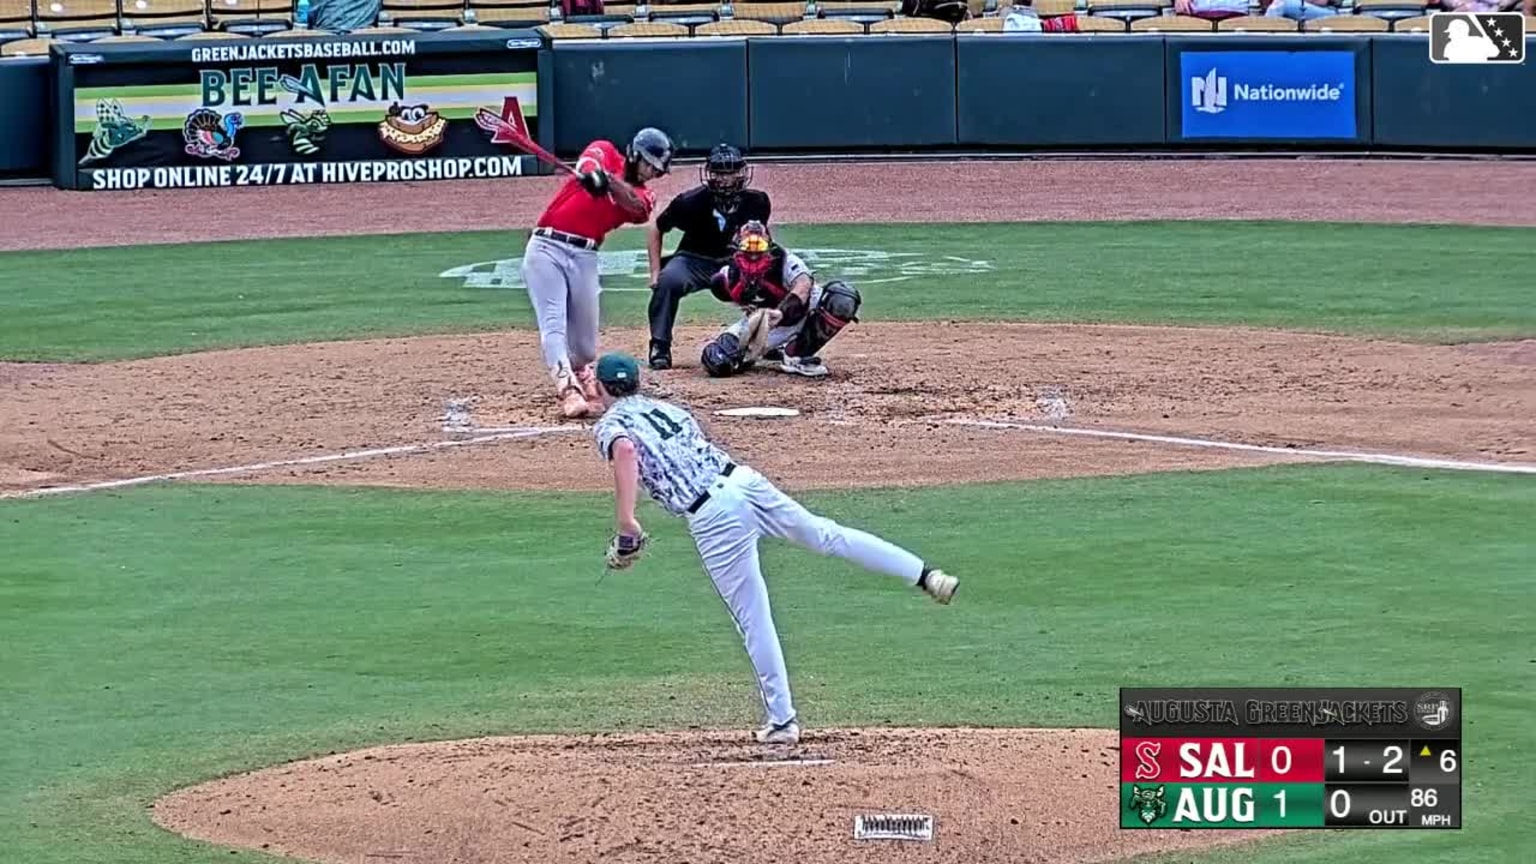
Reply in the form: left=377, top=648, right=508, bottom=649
left=1119, top=687, right=1461, bottom=830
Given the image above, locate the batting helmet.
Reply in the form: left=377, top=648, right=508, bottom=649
left=702, top=143, right=751, bottom=213
left=627, top=127, right=674, bottom=178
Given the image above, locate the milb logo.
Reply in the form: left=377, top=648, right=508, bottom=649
left=1190, top=68, right=1345, bottom=115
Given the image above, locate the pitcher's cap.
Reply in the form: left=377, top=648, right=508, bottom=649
left=596, top=352, right=640, bottom=387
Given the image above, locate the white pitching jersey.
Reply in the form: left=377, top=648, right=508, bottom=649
left=594, top=395, right=734, bottom=515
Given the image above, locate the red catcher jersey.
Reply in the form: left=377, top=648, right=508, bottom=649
left=535, top=140, right=656, bottom=243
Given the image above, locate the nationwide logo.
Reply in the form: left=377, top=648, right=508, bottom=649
left=1190, top=68, right=1345, bottom=115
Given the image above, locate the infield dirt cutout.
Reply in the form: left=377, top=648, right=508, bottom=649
left=4, top=160, right=1534, bottom=862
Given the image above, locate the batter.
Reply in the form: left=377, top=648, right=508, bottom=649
left=523, top=127, right=673, bottom=418
left=588, top=352, right=959, bottom=745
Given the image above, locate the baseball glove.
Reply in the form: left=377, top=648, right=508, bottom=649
left=742, top=307, right=783, bottom=362
left=605, top=531, right=650, bottom=570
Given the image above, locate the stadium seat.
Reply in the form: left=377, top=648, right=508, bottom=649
left=1389, top=12, right=1428, bottom=30
left=1349, top=0, right=1426, bottom=21
left=955, top=14, right=1004, bottom=29
left=92, top=32, right=161, bottom=40
left=539, top=20, right=601, bottom=34
left=35, top=0, right=120, bottom=40
left=469, top=0, right=550, bottom=26
left=1032, top=0, right=1080, bottom=15
left=818, top=0, right=894, bottom=22
left=1, top=0, right=33, bottom=43
left=1075, top=12, right=1126, bottom=28
left=351, top=24, right=417, bottom=31
left=379, top=0, right=467, bottom=29
left=1129, top=11, right=1211, bottom=29
left=123, top=0, right=209, bottom=36
left=696, top=17, right=778, bottom=33
left=1301, top=12, right=1386, bottom=30
left=266, top=24, right=334, bottom=33
left=0, top=35, right=53, bottom=53
left=1086, top=0, right=1164, bottom=22
left=1216, top=13, right=1295, bottom=30
left=608, top=18, right=689, bottom=33
left=177, top=28, right=252, bottom=37
left=869, top=14, right=951, bottom=30
left=780, top=15, right=861, bottom=29
left=733, top=1, right=810, bottom=23
left=213, top=0, right=294, bottom=35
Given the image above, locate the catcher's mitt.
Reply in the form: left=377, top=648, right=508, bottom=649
left=605, top=531, right=650, bottom=570
left=742, top=307, right=783, bottom=362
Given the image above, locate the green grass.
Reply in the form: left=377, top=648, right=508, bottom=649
left=1, top=465, right=1531, bottom=863
left=2, top=221, right=1533, bottom=361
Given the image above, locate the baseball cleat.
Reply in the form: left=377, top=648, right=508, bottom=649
left=649, top=341, right=672, bottom=370
left=921, top=569, right=958, bottom=605
left=577, top=364, right=601, bottom=403
left=558, top=387, right=590, bottom=419
left=755, top=719, right=801, bottom=745
left=776, top=355, right=828, bottom=378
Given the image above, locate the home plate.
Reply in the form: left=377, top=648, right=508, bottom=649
left=714, top=407, right=800, bottom=419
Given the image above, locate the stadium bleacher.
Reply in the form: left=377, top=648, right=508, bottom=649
left=0, top=0, right=1531, bottom=53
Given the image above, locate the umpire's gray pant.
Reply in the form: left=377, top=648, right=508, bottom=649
left=521, top=233, right=601, bottom=376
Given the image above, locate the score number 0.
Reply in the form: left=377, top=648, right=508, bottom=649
left=1326, top=745, right=1458, bottom=818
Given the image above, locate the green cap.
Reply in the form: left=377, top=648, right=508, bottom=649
left=595, top=352, right=640, bottom=388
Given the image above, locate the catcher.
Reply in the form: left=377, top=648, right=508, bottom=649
left=698, top=221, right=862, bottom=379
left=591, top=351, right=958, bottom=745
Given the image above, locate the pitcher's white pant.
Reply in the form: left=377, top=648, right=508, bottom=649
left=686, top=464, right=925, bottom=727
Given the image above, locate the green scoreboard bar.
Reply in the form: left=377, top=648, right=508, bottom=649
left=1119, top=687, right=1462, bottom=830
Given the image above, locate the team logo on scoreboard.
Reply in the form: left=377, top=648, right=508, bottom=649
left=1127, top=785, right=1169, bottom=826
left=1412, top=691, right=1455, bottom=731
left=1133, top=741, right=1163, bottom=780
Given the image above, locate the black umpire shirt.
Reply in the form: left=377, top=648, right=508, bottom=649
left=655, top=186, right=772, bottom=260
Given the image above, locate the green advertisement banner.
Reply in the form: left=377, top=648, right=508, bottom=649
left=54, top=32, right=547, bottom=191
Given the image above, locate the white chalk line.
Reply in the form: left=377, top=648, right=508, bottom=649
left=2, top=425, right=585, bottom=500
left=688, top=759, right=837, bottom=769
left=944, top=418, right=1536, bottom=475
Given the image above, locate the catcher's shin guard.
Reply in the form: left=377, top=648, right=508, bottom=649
left=788, top=280, right=861, bottom=360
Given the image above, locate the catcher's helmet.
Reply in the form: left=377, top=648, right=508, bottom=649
left=702, top=143, right=751, bottom=211
left=627, top=127, right=674, bottom=177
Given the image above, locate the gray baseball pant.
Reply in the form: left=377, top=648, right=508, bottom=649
left=520, top=234, right=601, bottom=374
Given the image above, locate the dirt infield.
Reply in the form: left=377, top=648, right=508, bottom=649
left=3, top=159, right=1533, bottom=862
left=152, top=728, right=1281, bottom=864
left=3, top=323, right=1533, bottom=496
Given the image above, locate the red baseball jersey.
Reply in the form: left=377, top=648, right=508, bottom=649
left=535, top=140, right=656, bottom=243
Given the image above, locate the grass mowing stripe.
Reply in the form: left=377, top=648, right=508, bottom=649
left=1, top=221, right=1532, bottom=362
left=0, top=464, right=1530, bottom=863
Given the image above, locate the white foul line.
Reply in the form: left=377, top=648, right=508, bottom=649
left=2, top=426, right=585, bottom=500
left=944, top=418, right=1536, bottom=475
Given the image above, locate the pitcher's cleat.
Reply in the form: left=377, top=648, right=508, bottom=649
left=919, top=569, right=958, bottom=605
left=754, top=719, right=801, bottom=745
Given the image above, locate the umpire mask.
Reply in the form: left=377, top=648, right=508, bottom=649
left=703, top=143, right=751, bottom=215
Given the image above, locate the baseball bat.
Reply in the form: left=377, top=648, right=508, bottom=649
left=474, top=106, right=577, bottom=178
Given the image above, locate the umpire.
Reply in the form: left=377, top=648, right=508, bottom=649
left=645, top=143, right=772, bottom=370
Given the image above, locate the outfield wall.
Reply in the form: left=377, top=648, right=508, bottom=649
left=3, top=30, right=1533, bottom=185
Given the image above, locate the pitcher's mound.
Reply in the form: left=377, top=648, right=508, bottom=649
left=153, top=727, right=1281, bottom=863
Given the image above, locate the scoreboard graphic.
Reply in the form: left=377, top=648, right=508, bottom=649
left=1119, top=687, right=1461, bottom=829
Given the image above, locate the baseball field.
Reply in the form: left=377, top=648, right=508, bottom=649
left=1, top=160, right=1533, bottom=864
